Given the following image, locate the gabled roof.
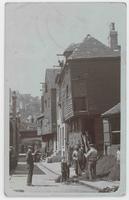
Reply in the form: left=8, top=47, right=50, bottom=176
left=45, top=68, right=61, bottom=88
left=68, top=34, right=120, bottom=60
left=102, top=103, right=120, bottom=117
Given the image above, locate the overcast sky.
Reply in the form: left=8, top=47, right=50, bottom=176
left=5, top=2, right=126, bottom=97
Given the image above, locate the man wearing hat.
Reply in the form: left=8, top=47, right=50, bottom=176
left=84, top=144, right=98, bottom=180
left=26, top=145, right=34, bottom=186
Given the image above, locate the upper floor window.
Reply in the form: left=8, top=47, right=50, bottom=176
left=111, top=131, right=120, bottom=145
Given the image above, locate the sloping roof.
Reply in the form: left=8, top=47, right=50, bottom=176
left=45, top=68, right=60, bottom=88
left=102, top=103, right=120, bottom=117
left=68, top=34, right=120, bottom=60
left=64, top=43, right=80, bottom=53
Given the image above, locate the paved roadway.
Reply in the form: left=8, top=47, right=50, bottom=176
left=9, top=162, right=98, bottom=196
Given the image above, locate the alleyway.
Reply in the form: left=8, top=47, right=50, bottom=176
left=9, top=161, right=97, bottom=195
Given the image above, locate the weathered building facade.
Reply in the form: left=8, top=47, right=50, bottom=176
left=40, top=69, right=60, bottom=156
left=56, top=23, right=120, bottom=153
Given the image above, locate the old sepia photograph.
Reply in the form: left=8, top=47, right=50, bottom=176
left=4, top=1, right=126, bottom=197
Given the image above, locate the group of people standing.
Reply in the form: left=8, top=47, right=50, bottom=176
left=72, top=143, right=98, bottom=180
left=26, top=132, right=98, bottom=186
left=61, top=143, right=98, bottom=182
left=61, top=131, right=98, bottom=182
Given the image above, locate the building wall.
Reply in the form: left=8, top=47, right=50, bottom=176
left=51, top=88, right=57, bottom=133
left=56, top=80, right=66, bottom=156
left=70, top=57, right=120, bottom=114
left=66, top=116, right=103, bottom=151
left=56, top=55, right=120, bottom=153
left=60, top=66, right=74, bottom=121
left=41, top=70, right=59, bottom=155
left=43, top=88, right=52, bottom=135
left=94, top=116, right=104, bottom=152
left=42, top=134, right=54, bottom=155
left=103, top=114, right=120, bottom=156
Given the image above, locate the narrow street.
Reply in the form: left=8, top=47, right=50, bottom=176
left=4, top=2, right=124, bottom=197
left=9, top=161, right=98, bottom=194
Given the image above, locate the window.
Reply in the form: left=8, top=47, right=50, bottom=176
left=111, top=131, right=120, bottom=145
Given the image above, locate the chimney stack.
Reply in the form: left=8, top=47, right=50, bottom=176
left=109, top=22, right=118, bottom=50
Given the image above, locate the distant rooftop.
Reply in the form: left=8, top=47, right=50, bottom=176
left=68, top=34, right=120, bottom=60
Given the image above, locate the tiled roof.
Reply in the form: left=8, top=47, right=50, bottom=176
left=102, top=103, right=120, bottom=117
left=68, top=34, right=120, bottom=60
left=64, top=43, right=80, bottom=53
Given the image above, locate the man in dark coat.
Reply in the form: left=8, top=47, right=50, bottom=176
left=61, top=156, right=69, bottom=182
left=26, top=146, right=34, bottom=186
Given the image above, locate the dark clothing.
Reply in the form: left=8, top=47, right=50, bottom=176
left=61, top=161, right=69, bottom=181
left=88, top=160, right=96, bottom=180
left=85, top=147, right=97, bottom=180
left=26, top=150, right=34, bottom=185
left=27, top=165, right=34, bottom=186
left=26, top=151, right=34, bottom=166
left=78, top=149, right=84, bottom=171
